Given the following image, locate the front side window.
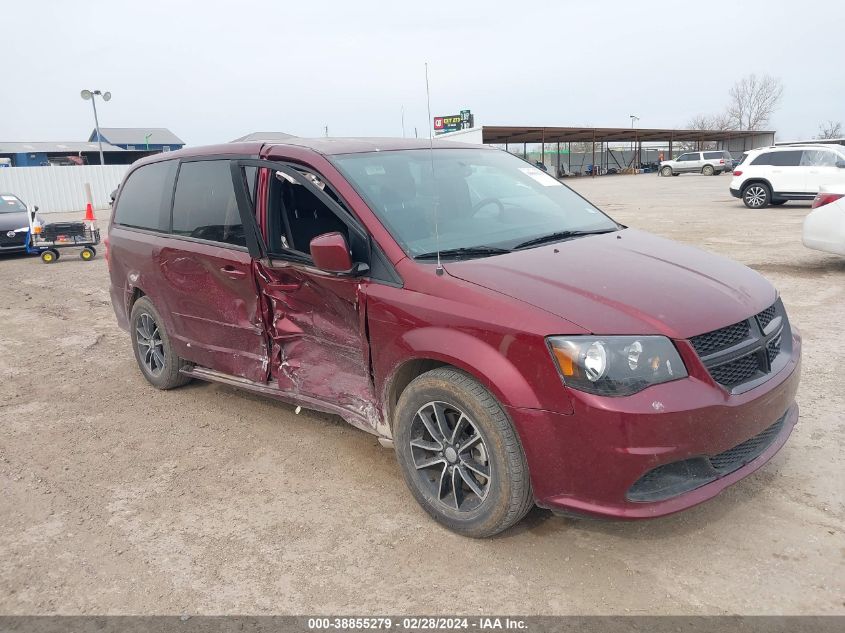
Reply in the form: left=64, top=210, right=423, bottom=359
left=113, top=160, right=177, bottom=231
left=331, top=148, right=619, bottom=257
left=172, top=160, right=245, bottom=247
left=267, top=169, right=353, bottom=258
left=800, top=150, right=839, bottom=167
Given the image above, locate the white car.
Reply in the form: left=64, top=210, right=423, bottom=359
left=803, top=184, right=845, bottom=256
left=730, top=144, right=845, bottom=208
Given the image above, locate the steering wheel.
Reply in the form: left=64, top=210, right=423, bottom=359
left=471, top=197, right=505, bottom=218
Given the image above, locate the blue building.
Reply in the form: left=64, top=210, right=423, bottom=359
left=88, top=127, right=185, bottom=152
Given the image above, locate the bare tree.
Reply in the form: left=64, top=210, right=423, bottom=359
left=726, top=74, right=783, bottom=130
left=817, top=120, right=843, bottom=139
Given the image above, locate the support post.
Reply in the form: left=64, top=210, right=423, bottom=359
left=591, top=132, right=596, bottom=178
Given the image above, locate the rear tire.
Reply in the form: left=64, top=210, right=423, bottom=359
left=702, top=164, right=715, bottom=176
left=129, top=296, right=192, bottom=390
left=742, top=182, right=771, bottom=209
left=393, top=367, right=533, bottom=538
left=80, top=247, right=95, bottom=261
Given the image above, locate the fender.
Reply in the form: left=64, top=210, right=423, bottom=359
left=380, top=325, right=574, bottom=421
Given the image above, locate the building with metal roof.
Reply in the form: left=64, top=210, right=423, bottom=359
left=88, top=127, right=185, bottom=151
left=438, top=124, right=775, bottom=175
left=0, top=141, right=130, bottom=167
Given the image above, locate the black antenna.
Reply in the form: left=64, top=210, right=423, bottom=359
left=425, top=62, right=443, bottom=276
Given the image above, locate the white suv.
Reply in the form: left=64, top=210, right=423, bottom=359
left=660, top=150, right=733, bottom=177
left=730, top=144, right=845, bottom=208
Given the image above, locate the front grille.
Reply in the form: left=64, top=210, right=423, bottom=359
left=627, top=413, right=787, bottom=502
left=758, top=304, right=777, bottom=330
left=690, top=320, right=750, bottom=356
left=689, top=299, right=791, bottom=392
left=0, top=232, right=26, bottom=247
left=709, top=353, right=760, bottom=387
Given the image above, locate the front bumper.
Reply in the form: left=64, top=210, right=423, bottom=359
left=509, top=329, right=801, bottom=519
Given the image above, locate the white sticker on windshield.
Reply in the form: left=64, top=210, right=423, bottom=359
left=365, top=165, right=386, bottom=176
left=2, top=195, right=17, bottom=201
left=518, top=167, right=562, bottom=186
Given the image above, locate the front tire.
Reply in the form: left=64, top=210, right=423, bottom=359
left=660, top=166, right=673, bottom=177
left=393, top=368, right=533, bottom=538
left=742, top=182, right=771, bottom=209
left=129, top=296, right=192, bottom=389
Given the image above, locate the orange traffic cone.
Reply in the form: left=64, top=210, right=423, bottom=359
left=84, top=203, right=96, bottom=221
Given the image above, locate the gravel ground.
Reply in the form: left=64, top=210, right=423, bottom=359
left=0, top=173, right=842, bottom=615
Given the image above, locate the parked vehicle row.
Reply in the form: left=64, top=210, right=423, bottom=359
left=107, top=138, right=801, bottom=537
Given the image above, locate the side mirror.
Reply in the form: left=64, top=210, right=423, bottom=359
left=836, top=160, right=845, bottom=169
left=309, top=232, right=354, bottom=274
left=33, top=205, right=39, bottom=212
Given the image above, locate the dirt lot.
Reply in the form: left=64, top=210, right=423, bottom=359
left=1, top=173, right=842, bottom=615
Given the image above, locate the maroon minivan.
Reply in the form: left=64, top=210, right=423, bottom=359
left=107, top=138, right=801, bottom=537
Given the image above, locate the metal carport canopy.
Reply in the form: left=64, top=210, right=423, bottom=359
left=481, top=126, right=772, bottom=144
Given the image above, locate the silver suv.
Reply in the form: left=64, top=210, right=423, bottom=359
left=660, top=150, right=734, bottom=177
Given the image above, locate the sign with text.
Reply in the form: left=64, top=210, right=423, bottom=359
left=434, top=109, right=474, bottom=135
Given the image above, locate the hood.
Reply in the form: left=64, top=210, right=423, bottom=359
left=443, top=229, right=776, bottom=339
left=0, top=211, right=29, bottom=233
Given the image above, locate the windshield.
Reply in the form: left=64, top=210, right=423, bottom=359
left=0, top=195, right=27, bottom=213
left=331, top=148, right=618, bottom=257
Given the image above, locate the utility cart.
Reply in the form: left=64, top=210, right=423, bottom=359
left=25, top=208, right=100, bottom=264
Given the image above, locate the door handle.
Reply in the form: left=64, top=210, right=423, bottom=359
left=220, top=266, right=247, bottom=279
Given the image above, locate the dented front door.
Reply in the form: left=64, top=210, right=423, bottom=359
left=256, top=259, right=375, bottom=423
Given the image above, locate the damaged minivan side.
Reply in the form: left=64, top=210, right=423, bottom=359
left=108, top=138, right=801, bottom=538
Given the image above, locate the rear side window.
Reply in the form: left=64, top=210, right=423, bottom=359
left=171, top=160, right=246, bottom=247
left=752, top=151, right=802, bottom=167
left=113, top=160, right=177, bottom=231
left=703, top=151, right=725, bottom=159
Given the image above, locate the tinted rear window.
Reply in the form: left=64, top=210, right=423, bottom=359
left=751, top=150, right=802, bottom=167
left=171, top=160, right=245, bottom=247
left=703, top=151, right=726, bottom=159
left=113, top=161, right=177, bottom=231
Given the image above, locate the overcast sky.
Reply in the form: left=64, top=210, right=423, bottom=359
left=4, top=1, right=842, bottom=145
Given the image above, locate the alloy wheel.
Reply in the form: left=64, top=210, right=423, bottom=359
left=136, top=313, right=165, bottom=377
left=745, top=186, right=767, bottom=207
left=409, top=401, right=491, bottom=512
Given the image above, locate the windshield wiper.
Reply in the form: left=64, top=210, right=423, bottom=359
left=514, top=228, right=618, bottom=250
left=414, top=245, right=511, bottom=261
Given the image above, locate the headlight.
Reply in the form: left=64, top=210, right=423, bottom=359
left=547, top=335, right=687, bottom=396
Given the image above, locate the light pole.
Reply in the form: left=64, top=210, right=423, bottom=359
left=81, top=89, right=112, bottom=165
left=629, top=115, right=640, bottom=168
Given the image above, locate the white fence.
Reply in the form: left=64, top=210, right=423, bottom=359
left=0, top=165, right=129, bottom=214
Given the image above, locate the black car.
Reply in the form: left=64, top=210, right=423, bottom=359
left=0, top=193, right=40, bottom=253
